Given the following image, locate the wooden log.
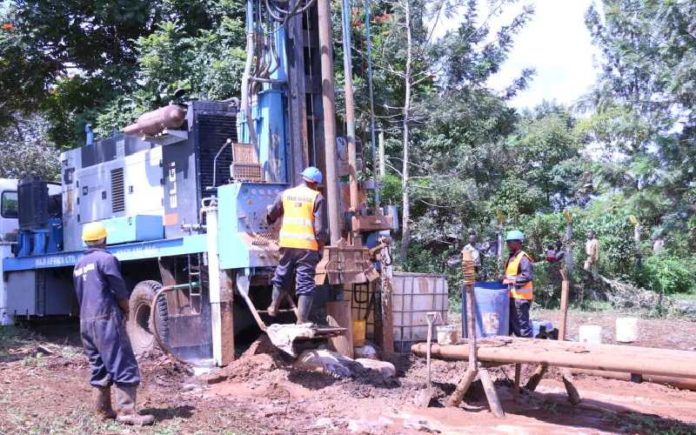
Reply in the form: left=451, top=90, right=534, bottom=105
left=571, top=368, right=696, bottom=392
left=326, top=300, right=354, bottom=358
left=479, top=367, right=505, bottom=418
left=411, top=339, right=696, bottom=379
left=525, top=364, right=548, bottom=391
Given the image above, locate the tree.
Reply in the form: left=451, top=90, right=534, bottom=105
left=0, top=0, right=245, bottom=147
left=0, top=115, right=60, bottom=180
left=367, top=0, right=534, bottom=259
left=583, top=0, right=695, bottom=253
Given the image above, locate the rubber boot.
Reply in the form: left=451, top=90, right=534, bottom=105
left=94, top=386, right=116, bottom=421
left=266, top=285, right=283, bottom=317
left=296, top=294, right=314, bottom=325
left=115, top=385, right=155, bottom=426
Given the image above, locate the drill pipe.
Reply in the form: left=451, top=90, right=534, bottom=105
left=412, top=340, right=696, bottom=379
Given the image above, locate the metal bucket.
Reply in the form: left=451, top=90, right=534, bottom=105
left=462, top=282, right=510, bottom=337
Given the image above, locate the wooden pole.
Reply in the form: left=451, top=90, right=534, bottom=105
left=448, top=251, right=478, bottom=407
left=571, top=369, right=696, bottom=392
left=561, top=370, right=581, bottom=405
left=446, top=283, right=477, bottom=406
left=513, top=363, right=522, bottom=400
left=380, top=242, right=394, bottom=354
left=559, top=268, right=570, bottom=341
left=525, top=364, right=548, bottom=391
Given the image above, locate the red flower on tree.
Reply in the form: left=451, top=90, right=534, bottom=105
left=1, top=23, right=14, bottom=30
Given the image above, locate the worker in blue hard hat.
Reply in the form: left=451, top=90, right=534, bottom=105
left=73, top=222, right=154, bottom=426
left=502, top=229, right=534, bottom=338
left=265, top=166, right=329, bottom=324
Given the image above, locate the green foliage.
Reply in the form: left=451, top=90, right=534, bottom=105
left=639, top=254, right=696, bottom=295
left=0, top=0, right=245, bottom=147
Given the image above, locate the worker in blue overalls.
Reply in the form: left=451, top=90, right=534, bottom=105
left=73, top=222, right=154, bottom=426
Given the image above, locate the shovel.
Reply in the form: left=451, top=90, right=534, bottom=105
left=415, top=311, right=439, bottom=407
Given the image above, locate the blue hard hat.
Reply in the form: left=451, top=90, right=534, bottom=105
left=506, top=230, right=525, bottom=241
left=301, top=166, right=323, bottom=184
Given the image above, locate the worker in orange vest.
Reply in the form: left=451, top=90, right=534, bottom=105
left=266, top=167, right=328, bottom=324
left=502, top=230, right=534, bottom=338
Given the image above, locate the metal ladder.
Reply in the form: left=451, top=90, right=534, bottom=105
left=187, top=255, right=203, bottom=314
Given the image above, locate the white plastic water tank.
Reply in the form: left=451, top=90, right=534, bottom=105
left=579, top=325, right=602, bottom=345
left=391, top=272, right=449, bottom=351
left=616, top=317, right=638, bottom=343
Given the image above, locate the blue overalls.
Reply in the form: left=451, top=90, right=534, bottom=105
left=73, top=249, right=140, bottom=387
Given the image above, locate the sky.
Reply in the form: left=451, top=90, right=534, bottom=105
left=439, top=0, right=600, bottom=110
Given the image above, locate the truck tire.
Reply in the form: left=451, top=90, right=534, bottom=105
left=126, top=280, right=167, bottom=357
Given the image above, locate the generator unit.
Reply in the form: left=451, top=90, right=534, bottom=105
left=14, top=178, right=63, bottom=257
left=60, top=101, right=238, bottom=251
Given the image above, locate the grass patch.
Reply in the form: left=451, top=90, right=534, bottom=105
left=0, top=326, right=37, bottom=361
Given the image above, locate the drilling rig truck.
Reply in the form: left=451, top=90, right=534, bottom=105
left=0, top=0, right=397, bottom=366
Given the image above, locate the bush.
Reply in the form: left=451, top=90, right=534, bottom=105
left=639, top=254, right=696, bottom=295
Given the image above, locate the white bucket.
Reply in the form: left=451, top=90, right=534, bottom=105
left=579, top=325, right=602, bottom=345
left=616, top=317, right=638, bottom=343
left=436, top=325, right=458, bottom=345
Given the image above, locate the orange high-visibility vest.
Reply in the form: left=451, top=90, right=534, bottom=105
left=279, top=185, right=319, bottom=251
left=505, top=251, right=534, bottom=300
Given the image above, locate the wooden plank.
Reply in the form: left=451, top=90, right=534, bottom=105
left=326, top=300, right=354, bottom=358
left=411, top=339, right=696, bottom=378
left=380, top=274, right=395, bottom=354
left=479, top=368, right=504, bottom=418
left=219, top=270, right=235, bottom=365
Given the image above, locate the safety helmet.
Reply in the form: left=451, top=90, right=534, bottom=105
left=82, top=222, right=108, bottom=242
left=505, top=230, right=524, bottom=242
left=301, top=166, right=323, bottom=184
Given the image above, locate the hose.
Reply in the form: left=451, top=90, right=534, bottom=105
left=150, top=283, right=201, bottom=366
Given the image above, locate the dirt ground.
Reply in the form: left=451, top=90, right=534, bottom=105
left=1, top=310, right=695, bottom=435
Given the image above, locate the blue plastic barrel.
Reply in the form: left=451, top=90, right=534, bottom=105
left=462, top=282, right=510, bottom=337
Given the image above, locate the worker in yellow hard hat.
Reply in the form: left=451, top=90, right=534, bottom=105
left=73, top=222, right=154, bottom=426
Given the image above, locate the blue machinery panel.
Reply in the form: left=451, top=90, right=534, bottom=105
left=5, top=182, right=286, bottom=273
left=217, top=182, right=285, bottom=270
left=101, top=215, right=164, bottom=245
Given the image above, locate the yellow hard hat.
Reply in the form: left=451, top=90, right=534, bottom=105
left=82, top=222, right=108, bottom=242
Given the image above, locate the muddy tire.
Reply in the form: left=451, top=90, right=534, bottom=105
left=126, top=280, right=166, bottom=357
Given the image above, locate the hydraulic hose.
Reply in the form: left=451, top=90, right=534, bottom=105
left=150, top=282, right=201, bottom=366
